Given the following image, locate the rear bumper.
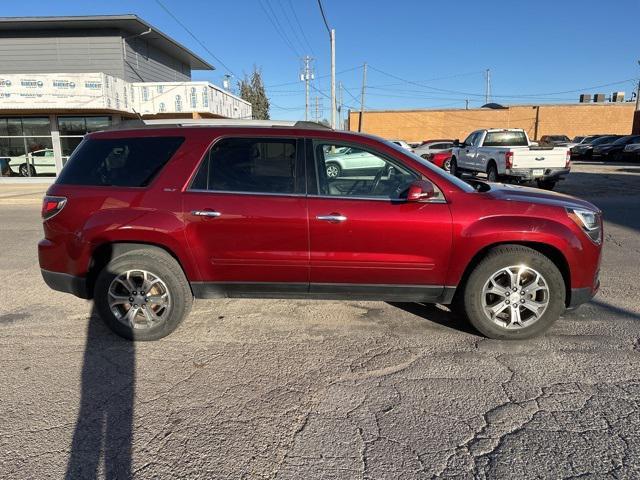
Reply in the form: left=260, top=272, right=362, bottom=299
left=506, top=167, right=570, bottom=181
left=41, top=269, right=90, bottom=299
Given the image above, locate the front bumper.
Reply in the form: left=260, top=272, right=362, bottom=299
left=505, top=167, right=570, bottom=181
left=41, top=269, right=90, bottom=299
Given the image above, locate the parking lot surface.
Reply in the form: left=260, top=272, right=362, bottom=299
left=1, top=162, right=640, bottom=479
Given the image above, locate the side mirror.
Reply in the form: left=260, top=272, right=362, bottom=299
left=406, top=180, right=436, bottom=202
left=453, top=139, right=460, bottom=147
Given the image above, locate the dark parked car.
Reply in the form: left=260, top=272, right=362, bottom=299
left=540, top=135, right=571, bottom=146
left=592, top=135, right=640, bottom=161
left=39, top=121, right=602, bottom=341
left=570, top=135, right=622, bottom=160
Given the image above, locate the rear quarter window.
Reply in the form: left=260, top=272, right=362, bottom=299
left=56, top=136, right=184, bottom=187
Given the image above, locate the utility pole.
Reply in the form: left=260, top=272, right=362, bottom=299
left=485, top=68, right=491, bottom=104
left=315, top=96, right=319, bottom=122
left=358, top=63, right=367, bottom=132
left=337, top=81, right=343, bottom=129
left=300, top=56, right=314, bottom=121
left=465, top=99, right=469, bottom=110
left=330, top=29, right=336, bottom=129
left=635, top=79, right=640, bottom=112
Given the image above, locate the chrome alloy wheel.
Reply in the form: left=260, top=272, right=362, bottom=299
left=326, top=164, right=340, bottom=178
left=108, top=270, right=171, bottom=329
left=481, top=265, right=550, bottom=329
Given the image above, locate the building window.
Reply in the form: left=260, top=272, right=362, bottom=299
left=0, top=117, right=54, bottom=178
left=175, top=95, right=182, bottom=112
left=159, top=102, right=166, bottom=112
left=157, top=85, right=164, bottom=94
left=202, top=87, right=209, bottom=108
left=57, top=116, right=112, bottom=158
left=115, top=92, right=120, bottom=109
left=190, top=87, right=198, bottom=108
left=142, top=87, right=149, bottom=101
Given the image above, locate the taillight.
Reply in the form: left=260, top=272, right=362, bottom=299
left=505, top=151, right=513, bottom=169
left=41, top=196, right=67, bottom=220
left=565, top=150, right=571, bottom=168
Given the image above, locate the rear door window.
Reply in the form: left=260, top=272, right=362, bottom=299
left=190, top=137, right=301, bottom=194
left=56, top=136, right=184, bottom=187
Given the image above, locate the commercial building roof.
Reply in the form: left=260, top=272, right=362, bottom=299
left=0, top=15, right=214, bottom=71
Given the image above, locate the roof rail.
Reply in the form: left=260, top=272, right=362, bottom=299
left=138, top=118, right=332, bottom=129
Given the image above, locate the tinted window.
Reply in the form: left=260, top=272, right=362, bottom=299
left=191, top=137, right=297, bottom=194
left=56, top=137, right=184, bottom=187
left=483, top=131, right=528, bottom=147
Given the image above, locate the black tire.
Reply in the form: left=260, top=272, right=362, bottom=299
left=325, top=162, right=341, bottom=178
left=486, top=162, right=498, bottom=182
left=450, top=157, right=461, bottom=178
left=94, top=248, right=193, bottom=341
left=19, top=163, right=36, bottom=177
left=443, top=158, right=452, bottom=171
left=536, top=179, right=556, bottom=190
left=461, top=245, right=566, bottom=340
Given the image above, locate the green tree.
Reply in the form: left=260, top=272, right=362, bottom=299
left=238, top=66, right=270, bottom=120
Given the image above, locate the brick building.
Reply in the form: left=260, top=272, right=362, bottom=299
left=348, top=103, right=636, bottom=143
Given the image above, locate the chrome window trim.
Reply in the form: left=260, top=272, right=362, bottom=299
left=308, top=194, right=447, bottom=204
left=184, top=189, right=446, bottom=203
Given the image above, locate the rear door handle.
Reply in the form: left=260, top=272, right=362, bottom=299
left=191, top=210, right=221, bottom=218
left=316, top=214, right=347, bottom=223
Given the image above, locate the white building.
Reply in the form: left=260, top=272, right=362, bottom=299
left=0, top=15, right=252, bottom=178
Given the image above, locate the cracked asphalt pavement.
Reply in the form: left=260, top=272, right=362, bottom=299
left=1, top=162, right=640, bottom=479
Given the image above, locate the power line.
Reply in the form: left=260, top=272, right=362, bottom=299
left=368, top=65, right=639, bottom=100
left=258, top=0, right=301, bottom=58
left=154, top=0, right=237, bottom=77
left=287, top=0, right=316, bottom=56
left=275, top=0, right=310, bottom=57
left=316, top=0, right=331, bottom=34
left=265, top=65, right=362, bottom=88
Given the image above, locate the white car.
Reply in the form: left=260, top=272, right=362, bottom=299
left=389, top=140, right=413, bottom=152
left=8, top=148, right=56, bottom=176
left=324, top=146, right=385, bottom=178
left=414, top=140, right=455, bottom=158
left=450, top=128, right=570, bottom=190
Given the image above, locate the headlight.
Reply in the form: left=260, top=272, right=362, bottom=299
left=566, top=208, right=602, bottom=244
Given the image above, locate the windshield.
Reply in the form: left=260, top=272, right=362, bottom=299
left=382, top=140, right=476, bottom=193
left=592, top=136, right=617, bottom=145
left=483, top=131, right=528, bottom=147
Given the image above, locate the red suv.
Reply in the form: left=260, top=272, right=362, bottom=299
left=38, top=121, right=602, bottom=341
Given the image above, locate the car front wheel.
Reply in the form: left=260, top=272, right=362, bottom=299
left=94, top=248, right=193, bottom=341
left=461, top=245, right=566, bottom=339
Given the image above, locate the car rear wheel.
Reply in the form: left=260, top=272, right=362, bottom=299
left=94, top=248, right=192, bottom=341
left=19, top=163, right=36, bottom=177
left=486, top=163, right=498, bottom=182
left=326, top=162, right=341, bottom=178
left=462, top=245, right=566, bottom=339
left=443, top=158, right=451, bottom=171
left=536, top=179, right=557, bottom=190
left=450, top=157, right=461, bottom=177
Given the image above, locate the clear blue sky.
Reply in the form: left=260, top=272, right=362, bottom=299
left=3, top=0, right=640, bottom=120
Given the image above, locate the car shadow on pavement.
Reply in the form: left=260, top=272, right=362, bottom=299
left=65, top=307, right=135, bottom=479
left=389, top=302, right=480, bottom=335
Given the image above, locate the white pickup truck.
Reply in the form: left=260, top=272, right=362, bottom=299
left=450, top=128, right=571, bottom=190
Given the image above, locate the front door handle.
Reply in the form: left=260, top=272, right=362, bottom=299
left=316, top=214, right=347, bottom=223
left=191, top=210, right=221, bottom=218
